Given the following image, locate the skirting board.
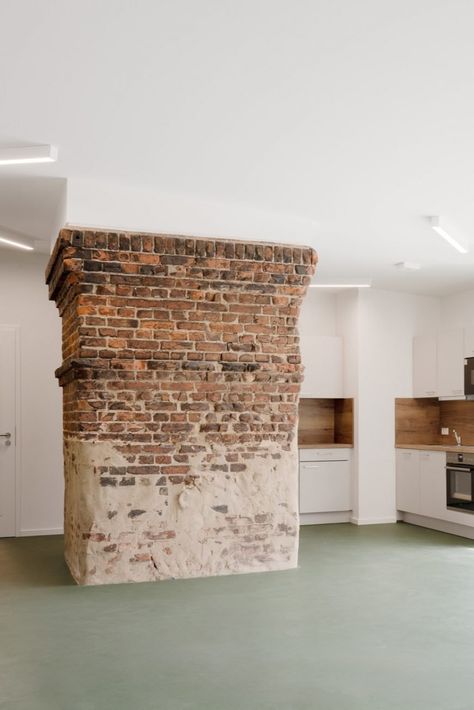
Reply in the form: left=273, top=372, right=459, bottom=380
left=350, top=516, right=397, bottom=526
left=402, top=513, right=474, bottom=540
left=300, top=511, right=351, bottom=525
left=19, top=528, right=64, bottom=537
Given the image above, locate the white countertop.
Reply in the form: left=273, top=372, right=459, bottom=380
left=396, top=444, right=474, bottom=454
left=298, top=443, right=353, bottom=449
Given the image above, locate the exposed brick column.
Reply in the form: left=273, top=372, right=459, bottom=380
left=46, top=229, right=317, bottom=585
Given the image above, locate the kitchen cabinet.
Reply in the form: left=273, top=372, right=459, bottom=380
left=437, top=329, right=464, bottom=398
left=412, top=328, right=466, bottom=398
left=464, top=327, right=474, bottom=358
left=396, top=449, right=420, bottom=513
left=413, top=335, right=438, bottom=397
left=418, top=451, right=446, bottom=519
left=396, top=449, right=445, bottom=518
left=299, top=448, right=351, bottom=514
left=300, top=335, right=343, bottom=398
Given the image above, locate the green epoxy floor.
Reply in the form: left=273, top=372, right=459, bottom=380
left=2, top=524, right=474, bottom=710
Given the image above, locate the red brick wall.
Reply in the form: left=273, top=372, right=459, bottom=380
left=47, top=229, right=317, bottom=585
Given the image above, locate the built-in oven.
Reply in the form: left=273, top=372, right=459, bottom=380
left=446, top=452, right=474, bottom=512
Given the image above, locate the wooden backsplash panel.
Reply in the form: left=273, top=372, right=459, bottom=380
left=439, top=400, right=474, bottom=446
left=298, top=399, right=335, bottom=445
left=335, top=398, right=354, bottom=445
left=396, top=398, right=474, bottom=446
left=395, top=398, right=440, bottom=446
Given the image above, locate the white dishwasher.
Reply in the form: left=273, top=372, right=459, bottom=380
left=299, top=448, right=352, bottom=514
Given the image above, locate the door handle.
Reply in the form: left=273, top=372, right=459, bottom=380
left=0, top=432, right=11, bottom=446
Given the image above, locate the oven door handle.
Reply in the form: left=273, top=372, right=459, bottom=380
left=446, top=466, right=473, bottom=473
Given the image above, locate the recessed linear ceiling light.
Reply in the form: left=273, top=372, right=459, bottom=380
left=0, top=144, right=58, bottom=166
left=0, top=236, right=34, bottom=251
left=394, top=261, right=421, bottom=271
left=430, top=216, right=468, bottom=254
left=309, top=283, right=371, bottom=289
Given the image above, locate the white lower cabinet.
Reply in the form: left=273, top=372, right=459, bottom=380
left=396, top=450, right=420, bottom=514
left=418, top=451, right=447, bottom=519
left=299, top=449, right=351, bottom=518
left=396, top=450, right=446, bottom=517
left=396, top=449, right=474, bottom=536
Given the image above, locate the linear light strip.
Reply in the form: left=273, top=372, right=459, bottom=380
left=309, top=283, right=371, bottom=289
left=0, top=237, right=34, bottom=251
left=430, top=216, right=468, bottom=254
left=0, top=145, right=58, bottom=166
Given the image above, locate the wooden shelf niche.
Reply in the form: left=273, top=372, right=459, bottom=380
left=298, top=398, right=354, bottom=447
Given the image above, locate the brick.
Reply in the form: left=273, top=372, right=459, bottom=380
left=46, top=228, right=317, bottom=586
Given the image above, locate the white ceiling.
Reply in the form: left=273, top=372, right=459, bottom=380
left=0, top=176, right=65, bottom=253
left=1, top=0, right=474, bottom=294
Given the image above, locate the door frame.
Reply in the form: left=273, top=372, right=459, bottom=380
left=0, top=324, right=21, bottom=536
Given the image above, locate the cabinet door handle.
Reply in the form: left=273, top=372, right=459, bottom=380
left=303, top=464, right=320, bottom=469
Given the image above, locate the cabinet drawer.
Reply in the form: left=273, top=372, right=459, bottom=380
left=299, top=448, right=351, bottom=462
left=299, top=460, right=351, bottom=513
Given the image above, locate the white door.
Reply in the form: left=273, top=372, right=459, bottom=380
left=0, top=327, right=17, bottom=537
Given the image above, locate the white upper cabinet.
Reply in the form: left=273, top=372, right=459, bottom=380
left=437, top=329, right=464, bottom=398
left=300, top=335, right=343, bottom=398
left=413, top=328, right=468, bottom=398
left=413, top=335, right=438, bottom=397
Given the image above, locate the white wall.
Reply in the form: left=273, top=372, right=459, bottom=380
left=333, top=289, right=440, bottom=524
left=65, top=178, right=317, bottom=247
left=299, top=289, right=337, bottom=336
left=288, top=283, right=444, bottom=523
left=439, top=289, right=474, bottom=329
left=354, top=290, right=439, bottom=523
left=335, top=290, right=360, bottom=514
left=0, top=250, right=63, bottom=535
